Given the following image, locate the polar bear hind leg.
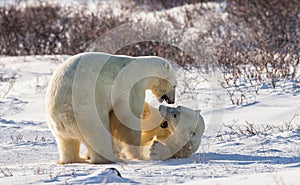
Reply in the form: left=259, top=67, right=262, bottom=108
left=55, top=135, right=86, bottom=164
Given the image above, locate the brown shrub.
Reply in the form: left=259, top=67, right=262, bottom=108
left=0, top=0, right=299, bottom=104
left=0, top=2, right=128, bottom=55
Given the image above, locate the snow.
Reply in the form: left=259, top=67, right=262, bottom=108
left=190, top=169, right=300, bottom=185
left=0, top=55, right=299, bottom=184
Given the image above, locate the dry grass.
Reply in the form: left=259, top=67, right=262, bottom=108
left=217, top=113, right=300, bottom=141
left=0, top=0, right=299, bottom=104
left=0, top=167, right=13, bottom=177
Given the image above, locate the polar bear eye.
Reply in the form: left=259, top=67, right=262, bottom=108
left=160, top=121, right=168, bottom=129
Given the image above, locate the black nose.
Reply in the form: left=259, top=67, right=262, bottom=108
left=161, top=95, right=168, bottom=101
left=160, top=121, right=168, bottom=128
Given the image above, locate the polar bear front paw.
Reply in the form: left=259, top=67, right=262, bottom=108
left=150, top=141, right=172, bottom=160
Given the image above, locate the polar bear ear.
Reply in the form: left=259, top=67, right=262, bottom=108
left=159, top=105, right=168, bottom=117
left=163, top=62, right=170, bottom=69
left=176, top=106, right=182, bottom=113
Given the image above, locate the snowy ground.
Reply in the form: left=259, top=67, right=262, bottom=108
left=0, top=55, right=299, bottom=184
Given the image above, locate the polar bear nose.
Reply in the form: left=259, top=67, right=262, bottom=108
left=160, top=121, right=168, bottom=129
left=159, top=95, right=171, bottom=103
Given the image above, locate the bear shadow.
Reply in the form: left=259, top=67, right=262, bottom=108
left=155, top=152, right=300, bottom=167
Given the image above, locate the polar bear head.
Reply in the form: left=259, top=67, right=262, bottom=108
left=157, top=105, right=205, bottom=158
left=149, top=78, right=176, bottom=104
left=141, top=103, right=174, bottom=145
left=143, top=58, right=177, bottom=104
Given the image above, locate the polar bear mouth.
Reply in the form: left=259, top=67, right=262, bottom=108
left=159, top=94, right=174, bottom=104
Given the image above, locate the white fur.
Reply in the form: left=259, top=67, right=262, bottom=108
left=110, top=103, right=205, bottom=161
left=45, top=52, right=176, bottom=164
left=149, top=105, right=205, bottom=160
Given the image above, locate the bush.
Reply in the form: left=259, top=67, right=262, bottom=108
left=213, top=0, right=300, bottom=104
left=0, top=0, right=299, bottom=105
left=0, top=1, right=128, bottom=55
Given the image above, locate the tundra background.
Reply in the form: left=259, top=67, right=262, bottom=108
left=0, top=0, right=299, bottom=184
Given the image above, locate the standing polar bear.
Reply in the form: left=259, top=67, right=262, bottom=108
left=46, top=52, right=176, bottom=164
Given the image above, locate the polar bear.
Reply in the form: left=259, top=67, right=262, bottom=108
left=45, top=52, right=176, bottom=164
left=109, top=103, right=205, bottom=160
left=149, top=105, right=205, bottom=160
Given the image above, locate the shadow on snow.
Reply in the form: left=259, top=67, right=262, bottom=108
left=157, top=152, right=300, bottom=166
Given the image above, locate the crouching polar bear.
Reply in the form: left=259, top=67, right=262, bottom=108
left=148, top=105, right=205, bottom=160
left=46, top=52, right=176, bottom=164
left=110, top=103, right=205, bottom=160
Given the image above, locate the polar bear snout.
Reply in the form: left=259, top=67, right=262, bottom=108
left=159, top=88, right=175, bottom=104
left=159, top=95, right=171, bottom=104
